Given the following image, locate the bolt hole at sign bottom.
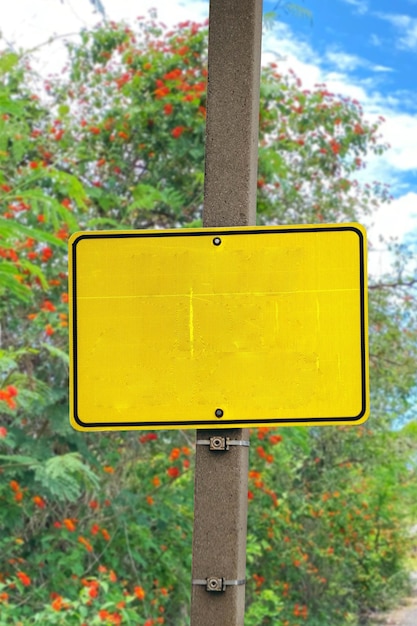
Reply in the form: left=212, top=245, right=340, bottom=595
left=215, top=409, right=224, bottom=418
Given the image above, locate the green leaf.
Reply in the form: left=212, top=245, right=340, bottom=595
left=0, top=52, right=19, bottom=75
left=41, top=343, right=70, bottom=366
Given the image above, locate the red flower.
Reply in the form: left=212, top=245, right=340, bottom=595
left=17, top=571, right=31, bottom=586
left=0, top=386, right=18, bottom=409
left=163, top=103, right=173, bottom=115
left=164, top=69, right=182, bottom=81
left=329, top=139, right=341, bottom=155
left=41, top=300, right=56, bottom=312
left=171, top=126, right=185, bottom=139
left=45, top=324, right=54, bottom=336
left=0, top=426, right=7, bottom=438
left=41, top=246, right=53, bottom=262
left=167, top=466, right=180, bottom=479
left=269, top=434, right=283, bottom=445
left=7, top=385, right=17, bottom=397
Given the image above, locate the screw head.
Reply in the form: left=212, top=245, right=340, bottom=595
left=215, top=408, right=224, bottom=418
left=213, top=237, right=222, bottom=246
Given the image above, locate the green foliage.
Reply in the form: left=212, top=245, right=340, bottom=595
left=0, top=14, right=416, bottom=626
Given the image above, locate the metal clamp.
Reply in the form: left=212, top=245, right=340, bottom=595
left=196, top=436, right=250, bottom=451
left=192, top=577, right=246, bottom=592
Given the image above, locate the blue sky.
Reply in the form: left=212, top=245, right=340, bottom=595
left=2, top=0, right=417, bottom=275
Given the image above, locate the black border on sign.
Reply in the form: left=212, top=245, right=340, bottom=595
left=71, top=226, right=368, bottom=428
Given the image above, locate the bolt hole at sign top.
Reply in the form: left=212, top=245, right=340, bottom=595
left=213, top=237, right=222, bottom=246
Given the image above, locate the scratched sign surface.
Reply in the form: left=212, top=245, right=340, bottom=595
left=68, top=224, right=369, bottom=431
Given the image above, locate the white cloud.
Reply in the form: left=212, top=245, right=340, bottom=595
left=341, top=0, right=369, bottom=15
left=367, top=193, right=417, bottom=276
left=370, top=33, right=382, bottom=47
left=325, top=50, right=365, bottom=71
left=376, top=13, right=417, bottom=51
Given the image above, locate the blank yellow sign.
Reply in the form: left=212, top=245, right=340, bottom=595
left=68, top=224, right=369, bottom=431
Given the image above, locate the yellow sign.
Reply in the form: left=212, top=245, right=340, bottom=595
left=68, top=224, right=369, bottom=431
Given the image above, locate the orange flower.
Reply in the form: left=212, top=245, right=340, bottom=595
left=9, top=480, right=20, bottom=492
left=134, top=585, right=145, bottom=600
left=33, top=495, right=46, bottom=509
left=51, top=595, right=68, bottom=611
left=109, top=570, right=117, bottom=582
left=101, top=528, right=110, bottom=541
left=169, top=448, right=181, bottom=461
left=103, top=465, right=114, bottom=473
left=146, top=495, right=154, bottom=506
left=63, top=518, right=77, bottom=532
left=152, top=476, right=161, bottom=488
left=154, top=86, right=170, bottom=99
left=78, top=536, right=93, bottom=552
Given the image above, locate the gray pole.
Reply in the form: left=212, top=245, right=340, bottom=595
left=190, top=1, right=263, bottom=624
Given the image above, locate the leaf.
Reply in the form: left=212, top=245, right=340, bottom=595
left=0, top=453, right=41, bottom=467
left=0, top=52, right=19, bottom=75
left=33, top=453, right=100, bottom=502
left=41, top=343, right=70, bottom=366
left=284, top=2, right=313, bottom=22
left=0, top=216, right=66, bottom=248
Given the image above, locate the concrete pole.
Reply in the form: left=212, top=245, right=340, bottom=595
left=190, top=1, right=263, bottom=624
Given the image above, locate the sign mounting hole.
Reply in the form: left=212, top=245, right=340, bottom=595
left=213, top=237, right=222, bottom=246
left=215, top=408, right=224, bottom=418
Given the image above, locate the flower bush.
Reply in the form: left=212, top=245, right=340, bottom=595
left=0, top=14, right=416, bottom=625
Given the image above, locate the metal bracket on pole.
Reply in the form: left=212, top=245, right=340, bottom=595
left=196, top=436, right=250, bottom=452
left=192, top=578, right=246, bottom=593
